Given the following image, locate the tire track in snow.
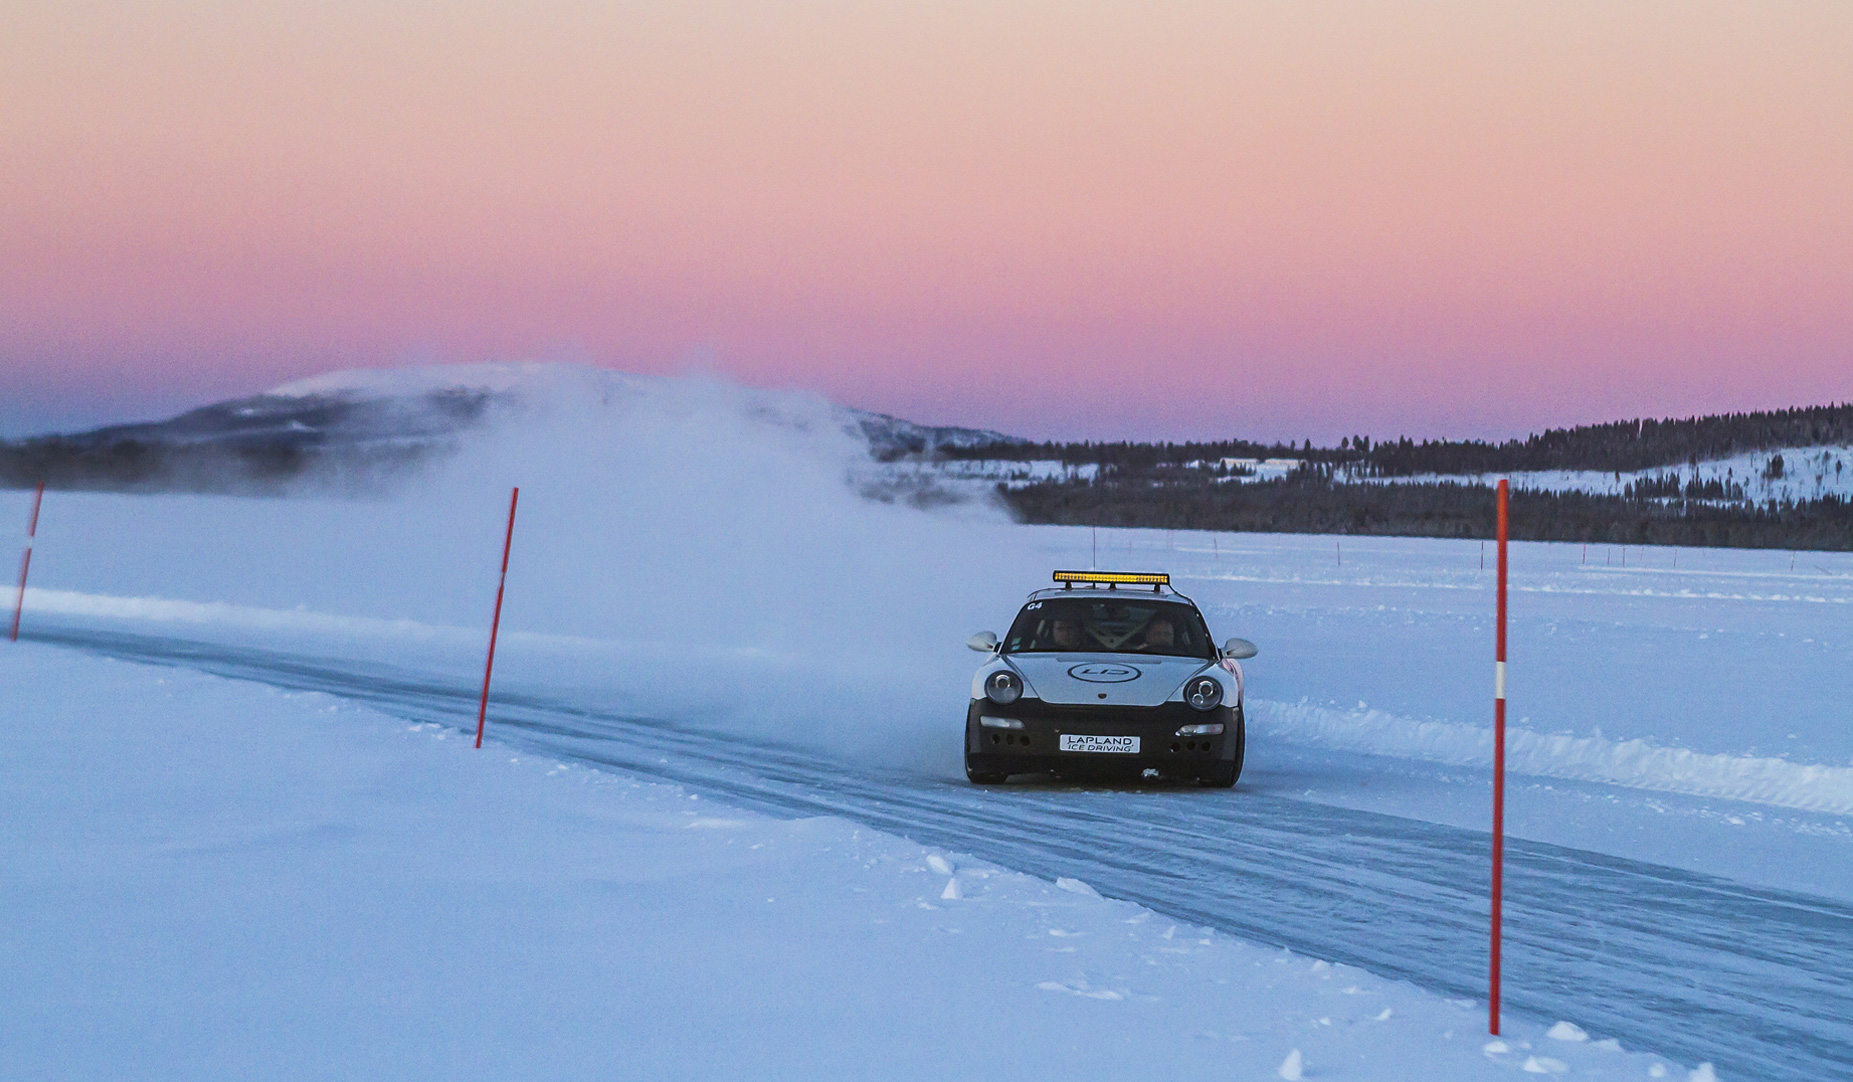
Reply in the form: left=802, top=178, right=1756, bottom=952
left=30, top=626, right=1853, bottom=1082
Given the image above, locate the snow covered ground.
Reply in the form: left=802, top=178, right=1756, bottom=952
left=15, top=494, right=1846, bottom=899
left=1, top=644, right=1685, bottom=1081
left=881, top=456, right=1305, bottom=491
left=881, top=456, right=1099, bottom=485
left=878, top=437, right=1851, bottom=508
left=4, top=366, right=1849, bottom=1077
left=1359, top=444, right=1853, bottom=504
left=1156, top=530, right=1853, bottom=901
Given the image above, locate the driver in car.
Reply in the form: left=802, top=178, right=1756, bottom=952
left=1050, top=616, right=1085, bottom=650
left=1140, top=617, right=1176, bottom=653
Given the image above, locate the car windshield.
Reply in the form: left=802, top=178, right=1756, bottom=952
left=1002, top=598, right=1212, bottom=658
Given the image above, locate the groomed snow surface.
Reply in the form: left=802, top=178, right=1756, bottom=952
left=1, top=644, right=1687, bottom=1081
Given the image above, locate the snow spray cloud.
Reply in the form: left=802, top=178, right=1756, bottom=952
left=20, top=364, right=1042, bottom=775
left=413, top=365, right=1044, bottom=771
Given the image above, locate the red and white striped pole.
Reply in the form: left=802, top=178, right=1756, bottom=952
left=1490, top=478, right=1509, bottom=1034
left=475, top=487, right=519, bottom=749
left=10, top=481, right=46, bottom=643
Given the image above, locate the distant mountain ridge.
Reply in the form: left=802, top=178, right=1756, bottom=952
left=0, top=364, right=1023, bottom=492
left=2, top=362, right=1848, bottom=507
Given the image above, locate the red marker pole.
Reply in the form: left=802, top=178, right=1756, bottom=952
left=10, top=481, right=46, bottom=643
left=475, top=487, right=519, bottom=749
left=1490, top=478, right=1509, bottom=1034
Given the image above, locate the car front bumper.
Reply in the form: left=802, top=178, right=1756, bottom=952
left=964, top=697, right=1239, bottom=778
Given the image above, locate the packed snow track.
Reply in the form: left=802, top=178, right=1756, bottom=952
left=34, top=626, right=1853, bottom=1081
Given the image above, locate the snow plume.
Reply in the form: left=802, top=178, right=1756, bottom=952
left=1253, top=698, right=1853, bottom=815
left=21, top=365, right=1037, bottom=773
left=417, top=368, right=1035, bottom=768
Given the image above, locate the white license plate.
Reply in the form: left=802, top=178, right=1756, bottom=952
left=1060, top=734, right=1140, bottom=754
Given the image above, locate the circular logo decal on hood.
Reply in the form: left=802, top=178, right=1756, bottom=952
left=1067, top=663, right=1141, bottom=683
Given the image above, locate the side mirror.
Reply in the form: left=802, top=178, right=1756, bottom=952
left=1222, top=637, right=1258, bottom=660
left=967, top=631, right=999, bottom=653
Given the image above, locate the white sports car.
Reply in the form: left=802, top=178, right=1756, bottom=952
left=964, top=570, right=1257, bottom=787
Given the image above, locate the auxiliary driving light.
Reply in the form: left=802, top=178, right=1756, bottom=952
left=979, top=715, right=1026, bottom=730
left=1059, top=570, right=1171, bottom=589
left=1175, top=722, right=1225, bottom=737
left=1053, top=570, right=1169, bottom=588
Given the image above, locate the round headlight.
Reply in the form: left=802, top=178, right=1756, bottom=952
left=1185, top=675, right=1223, bottom=711
left=984, top=669, right=1023, bottom=705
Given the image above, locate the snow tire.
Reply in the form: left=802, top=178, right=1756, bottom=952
left=1197, top=711, right=1245, bottom=788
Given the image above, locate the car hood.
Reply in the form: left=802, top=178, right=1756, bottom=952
left=1006, top=653, right=1212, bottom=707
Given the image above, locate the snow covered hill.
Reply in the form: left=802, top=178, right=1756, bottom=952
left=11, top=361, right=1847, bottom=522
left=271, top=362, right=1022, bottom=461
left=0, top=362, right=1023, bottom=494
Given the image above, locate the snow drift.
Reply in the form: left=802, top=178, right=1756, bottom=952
left=1253, top=698, right=1853, bottom=815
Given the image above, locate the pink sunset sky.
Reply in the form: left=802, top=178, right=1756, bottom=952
left=3, top=2, right=1850, bottom=441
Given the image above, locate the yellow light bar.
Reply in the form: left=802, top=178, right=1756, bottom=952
left=1052, top=570, right=1170, bottom=586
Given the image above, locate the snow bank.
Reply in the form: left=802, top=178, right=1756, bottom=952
left=22, top=586, right=484, bottom=643
left=1253, top=698, right=1853, bottom=815
left=0, top=643, right=1686, bottom=1081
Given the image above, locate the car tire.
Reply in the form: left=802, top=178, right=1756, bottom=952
left=1197, top=711, right=1246, bottom=788
left=966, top=764, right=1009, bottom=785
left=1198, top=762, right=1237, bottom=788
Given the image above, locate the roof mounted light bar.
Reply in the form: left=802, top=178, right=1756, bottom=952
left=1053, top=570, right=1170, bottom=592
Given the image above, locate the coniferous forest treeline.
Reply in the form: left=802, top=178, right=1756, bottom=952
left=974, top=403, right=1853, bottom=550
left=0, top=437, right=420, bottom=495
left=950, top=403, right=1853, bottom=477
left=999, top=472, right=1853, bottom=552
